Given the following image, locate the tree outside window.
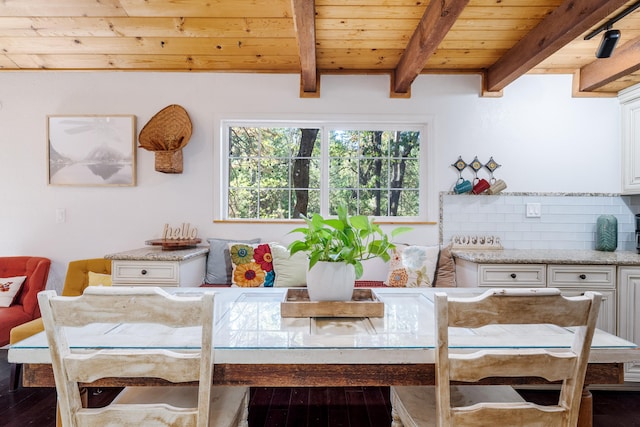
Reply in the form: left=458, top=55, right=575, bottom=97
left=224, top=121, right=425, bottom=221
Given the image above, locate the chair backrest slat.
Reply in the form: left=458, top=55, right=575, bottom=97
left=447, top=289, right=592, bottom=328
left=39, top=286, right=215, bottom=427
left=451, top=403, right=565, bottom=426
left=450, top=350, right=577, bottom=383
left=435, top=288, right=601, bottom=427
left=65, top=351, right=202, bottom=383
left=49, top=286, right=204, bottom=327
left=75, top=406, right=198, bottom=426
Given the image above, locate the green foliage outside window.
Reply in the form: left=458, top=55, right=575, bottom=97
left=227, top=124, right=422, bottom=220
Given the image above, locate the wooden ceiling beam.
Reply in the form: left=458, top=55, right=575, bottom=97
left=578, top=36, right=640, bottom=93
left=485, top=0, right=630, bottom=93
left=391, top=0, right=470, bottom=97
left=291, top=0, right=319, bottom=97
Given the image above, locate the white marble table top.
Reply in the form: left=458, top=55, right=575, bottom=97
left=9, top=288, right=638, bottom=366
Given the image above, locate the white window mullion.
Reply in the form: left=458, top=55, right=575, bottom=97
left=320, top=126, right=330, bottom=217
left=220, top=125, right=231, bottom=220
left=256, top=129, right=262, bottom=219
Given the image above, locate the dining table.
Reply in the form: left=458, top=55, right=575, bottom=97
left=9, top=287, right=640, bottom=427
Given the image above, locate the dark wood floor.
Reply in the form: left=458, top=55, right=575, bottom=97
left=2, top=349, right=640, bottom=426
left=248, top=386, right=391, bottom=427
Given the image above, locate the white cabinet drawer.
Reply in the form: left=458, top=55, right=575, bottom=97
left=112, top=260, right=179, bottom=285
left=547, top=265, right=615, bottom=289
left=478, top=264, right=546, bottom=287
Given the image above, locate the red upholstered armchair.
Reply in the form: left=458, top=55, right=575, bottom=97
left=0, top=256, right=51, bottom=347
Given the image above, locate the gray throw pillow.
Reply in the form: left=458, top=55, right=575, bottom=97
left=205, top=237, right=260, bottom=284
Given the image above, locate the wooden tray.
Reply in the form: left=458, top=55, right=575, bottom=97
left=281, top=288, right=384, bottom=318
left=145, top=238, right=202, bottom=250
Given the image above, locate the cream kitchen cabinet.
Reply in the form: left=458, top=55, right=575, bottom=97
left=455, top=260, right=617, bottom=335
left=620, top=84, right=640, bottom=194
left=547, top=265, right=617, bottom=335
left=455, top=260, right=546, bottom=288
left=105, top=246, right=208, bottom=288
left=617, top=267, right=640, bottom=381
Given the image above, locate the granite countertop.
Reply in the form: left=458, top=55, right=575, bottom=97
left=104, top=246, right=209, bottom=261
left=452, top=249, right=640, bottom=266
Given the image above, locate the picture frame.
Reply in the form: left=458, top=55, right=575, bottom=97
left=47, top=115, right=137, bottom=186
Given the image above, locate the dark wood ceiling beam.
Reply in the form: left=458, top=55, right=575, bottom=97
left=486, top=0, right=629, bottom=93
left=391, top=0, right=470, bottom=97
left=579, top=36, right=640, bottom=92
left=291, top=0, right=318, bottom=97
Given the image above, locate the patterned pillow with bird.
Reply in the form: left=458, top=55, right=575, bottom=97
left=385, top=245, right=439, bottom=287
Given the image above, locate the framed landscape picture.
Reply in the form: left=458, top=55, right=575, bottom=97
left=47, top=115, right=137, bottom=186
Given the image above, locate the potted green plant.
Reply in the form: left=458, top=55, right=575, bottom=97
left=288, top=205, right=411, bottom=301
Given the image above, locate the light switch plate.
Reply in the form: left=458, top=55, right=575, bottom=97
left=525, top=203, right=541, bottom=218
left=55, top=208, right=66, bottom=223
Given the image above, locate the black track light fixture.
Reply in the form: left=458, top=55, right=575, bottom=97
left=596, top=28, right=621, bottom=59
left=584, top=0, right=640, bottom=59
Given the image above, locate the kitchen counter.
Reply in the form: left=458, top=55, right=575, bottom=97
left=452, top=249, right=640, bottom=266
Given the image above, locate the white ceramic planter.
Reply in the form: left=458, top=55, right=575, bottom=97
left=306, top=261, right=356, bottom=301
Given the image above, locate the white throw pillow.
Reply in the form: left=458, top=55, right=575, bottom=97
left=0, top=275, right=27, bottom=307
left=271, top=244, right=308, bottom=287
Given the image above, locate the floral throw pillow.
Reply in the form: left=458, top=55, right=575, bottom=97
left=0, top=275, right=27, bottom=307
left=229, top=243, right=275, bottom=287
left=385, top=245, right=440, bottom=287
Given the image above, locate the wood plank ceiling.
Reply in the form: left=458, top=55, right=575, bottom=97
left=1, top=0, right=639, bottom=97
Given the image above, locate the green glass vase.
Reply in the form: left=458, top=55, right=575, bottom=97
left=595, top=215, right=617, bottom=252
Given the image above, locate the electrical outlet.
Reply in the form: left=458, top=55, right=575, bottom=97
left=525, top=203, right=541, bottom=218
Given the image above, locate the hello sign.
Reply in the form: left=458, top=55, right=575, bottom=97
left=162, top=223, right=198, bottom=240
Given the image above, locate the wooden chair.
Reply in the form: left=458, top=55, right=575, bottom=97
left=391, top=288, right=601, bottom=427
left=38, top=287, right=249, bottom=427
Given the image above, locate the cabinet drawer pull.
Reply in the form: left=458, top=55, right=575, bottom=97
left=510, top=273, right=517, bottom=279
left=579, top=274, right=586, bottom=280
left=141, top=269, right=148, bottom=275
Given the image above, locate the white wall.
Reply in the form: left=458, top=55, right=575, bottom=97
left=0, top=71, right=621, bottom=290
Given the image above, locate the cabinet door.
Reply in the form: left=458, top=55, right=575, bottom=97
left=548, top=265, right=616, bottom=334
left=617, top=267, right=640, bottom=381
left=621, top=90, right=640, bottom=194
left=555, top=288, right=616, bottom=335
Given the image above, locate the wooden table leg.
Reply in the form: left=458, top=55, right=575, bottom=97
left=577, top=387, right=593, bottom=427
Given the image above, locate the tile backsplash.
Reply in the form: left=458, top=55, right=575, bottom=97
left=440, top=193, right=640, bottom=252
